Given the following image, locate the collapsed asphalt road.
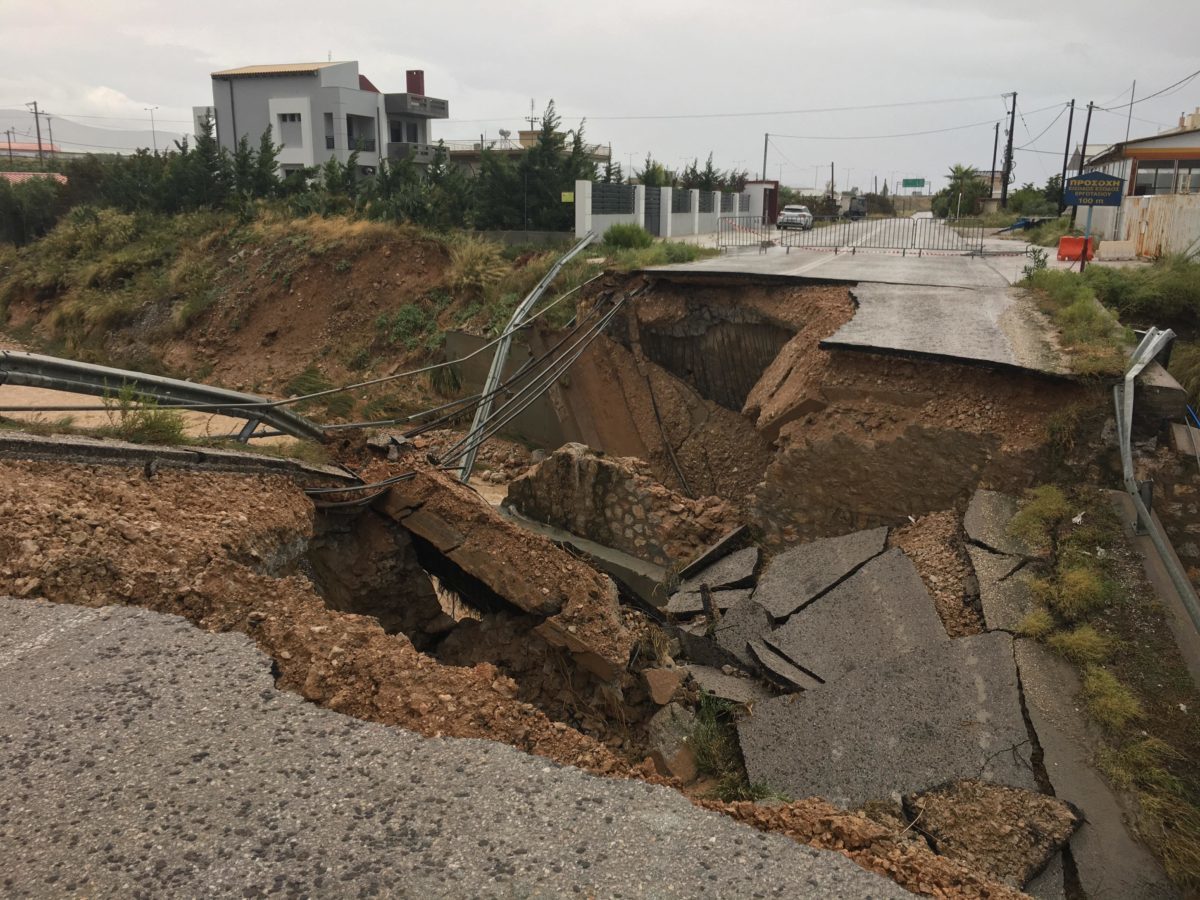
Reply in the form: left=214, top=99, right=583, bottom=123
left=0, top=598, right=908, bottom=899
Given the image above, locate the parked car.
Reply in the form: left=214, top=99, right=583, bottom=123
left=777, top=204, right=814, bottom=230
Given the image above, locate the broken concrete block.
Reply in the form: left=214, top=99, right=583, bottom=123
left=964, top=489, right=1029, bottom=557
left=1135, top=360, right=1188, bottom=428
left=902, top=779, right=1082, bottom=889
left=764, top=549, right=947, bottom=686
left=1013, top=639, right=1177, bottom=900
left=754, top=527, right=889, bottom=621
left=672, top=622, right=744, bottom=671
left=400, top=508, right=465, bottom=553
left=747, top=640, right=821, bottom=692
left=738, top=632, right=1035, bottom=807
left=685, top=665, right=774, bottom=705
left=711, top=599, right=773, bottom=671
left=967, top=545, right=1033, bottom=633
left=677, top=546, right=760, bottom=594
left=643, top=667, right=686, bottom=705
left=666, top=587, right=752, bottom=617
left=646, top=702, right=698, bottom=782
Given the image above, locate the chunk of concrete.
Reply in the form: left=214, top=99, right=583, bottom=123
left=902, top=779, right=1081, bottom=889
left=685, top=665, right=774, bottom=706
left=646, top=702, right=698, bottom=782
left=1135, top=360, right=1187, bottom=427
left=747, top=640, right=822, bottom=692
left=671, top=622, right=744, bottom=671
left=738, top=632, right=1036, bottom=807
left=712, top=598, right=773, bottom=671
left=666, top=587, right=753, bottom=617
left=678, top=546, right=760, bottom=594
left=754, top=527, right=890, bottom=621
left=764, top=549, right=947, bottom=685
left=643, top=668, right=686, bottom=705
left=1013, top=639, right=1177, bottom=899
left=967, top=546, right=1034, bottom=633
left=964, top=489, right=1029, bottom=557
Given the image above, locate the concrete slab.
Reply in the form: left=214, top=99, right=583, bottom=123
left=739, top=632, right=1037, bottom=807
left=685, top=665, right=775, bottom=705
left=0, top=597, right=908, bottom=899
left=666, top=587, right=753, bottom=616
left=967, top=546, right=1034, bottom=633
left=1170, top=421, right=1200, bottom=456
left=821, top=283, right=1066, bottom=376
left=747, top=640, right=823, bottom=692
left=1013, top=639, right=1177, bottom=899
left=754, top=527, right=889, bottom=621
left=677, top=546, right=760, bottom=593
left=712, top=598, right=774, bottom=671
left=764, top=549, right=948, bottom=685
left=644, top=244, right=1015, bottom=290
left=965, top=489, right=1031, bottom=557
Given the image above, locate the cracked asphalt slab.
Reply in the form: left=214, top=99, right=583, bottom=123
left=0, top=597, right=908, bottom=899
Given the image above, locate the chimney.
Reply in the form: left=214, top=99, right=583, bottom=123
left=406, top=69, right=425, bottom=95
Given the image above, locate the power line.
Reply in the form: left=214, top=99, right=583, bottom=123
left=1097, top=66, right=1200, bottom=111
left=1015, top=103, right=1069, bottom=150
left=771, top=116, right=1001, bottom=142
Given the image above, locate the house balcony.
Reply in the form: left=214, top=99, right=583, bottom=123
left=387, top=142, right=437, bottom=165
left=383, top=93, right=449, bottom=119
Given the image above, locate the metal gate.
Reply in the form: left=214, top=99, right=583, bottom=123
left=644, top=186, right=661, bottom=236
left=779, top=217, right=985, bottom=255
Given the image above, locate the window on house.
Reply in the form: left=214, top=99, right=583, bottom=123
left=1176, top=159, right=1200, bottom=194
left=279, top=112, right=301, bottom=124
left=406, top=122, right=419, bottom=144
left=1133, top=161, right=1177, bottom=196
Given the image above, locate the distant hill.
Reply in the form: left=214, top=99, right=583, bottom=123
left=0, top=109, right=191, bottom=157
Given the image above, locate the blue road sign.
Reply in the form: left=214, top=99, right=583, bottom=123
left=1064, top=171, right=1125, bottom=207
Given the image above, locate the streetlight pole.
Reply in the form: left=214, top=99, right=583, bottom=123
left=146, top=106, right=159, bottom=153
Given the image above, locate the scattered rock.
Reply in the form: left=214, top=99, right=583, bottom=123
left=643, top=667, right=686, bottom=705
left=903, top=780, right=1082, bottom=889
left=646, top=702, right=698, bottom=781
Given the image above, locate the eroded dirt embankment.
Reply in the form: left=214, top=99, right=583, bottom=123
left=0, top=457, right=1025, bottom=899
left=557, top=277, right=1100, bottom=546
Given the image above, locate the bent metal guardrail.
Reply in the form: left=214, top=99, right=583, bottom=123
left=779, top=216, right=985, bottom=255
left=0, top=350, right=328, bottom=443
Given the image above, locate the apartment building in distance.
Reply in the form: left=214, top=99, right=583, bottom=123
left=194, top=60, right=449, bottom=176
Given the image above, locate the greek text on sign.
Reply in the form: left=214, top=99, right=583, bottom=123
left=1064, top=172, right=1125, bottom=207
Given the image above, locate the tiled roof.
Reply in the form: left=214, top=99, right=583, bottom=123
left=211, top=62, right=345, bottom=77
left=0, top=171, right=67, bottom=184
left=3, top=142, right=62, bottom=153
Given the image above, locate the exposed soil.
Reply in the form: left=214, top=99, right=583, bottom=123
left=704, top=798, right=1026, bottom=899
left=0, top=457, right=1031, bottom=898
left=892, top=510, right=984, bottom=637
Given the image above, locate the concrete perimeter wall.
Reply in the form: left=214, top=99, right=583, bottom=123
left=575, top=180, right=742, bottom=240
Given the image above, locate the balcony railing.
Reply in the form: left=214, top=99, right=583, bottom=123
left=440, top=139, right=611, bottom=159
left=383, top=93, right=450, bottom=119
left=387, top=142, right=436, bottom=164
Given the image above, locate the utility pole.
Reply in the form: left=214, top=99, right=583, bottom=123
left=1070, top=101, right=1094, bottom=228
left=762, top=133, right=768, bottom=182
left=990, top=121, right=999, bottom=201
left=145, top=106, right=159, bottom=153
left=26, top=101, right=44, bottom=165
left=830, top=161, right=835, bottom=197
left=45, top=116, right=54, bottom=162
left=1058, top=100, right=1075, bottom=215
left=4, top=128, right=12, bottom=161
left=1000, top=92, right=1017, bottom=209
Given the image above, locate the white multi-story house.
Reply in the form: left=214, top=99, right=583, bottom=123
left=193, top=60, right=449, bottom=176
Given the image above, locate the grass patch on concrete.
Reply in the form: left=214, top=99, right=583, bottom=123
left=1013, top=483, right=1200, bottom=889
left=690, top=692, right=784, bottom=803
left=1023, top=269, right=1130, bottom=375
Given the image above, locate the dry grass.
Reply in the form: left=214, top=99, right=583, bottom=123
left=1082, top=665, right=1143, bottom=731
left=1046, top=624, right=1114, bottom=665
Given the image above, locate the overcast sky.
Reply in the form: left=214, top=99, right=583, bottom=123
left=3, top=0, right=1199, bottom=193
